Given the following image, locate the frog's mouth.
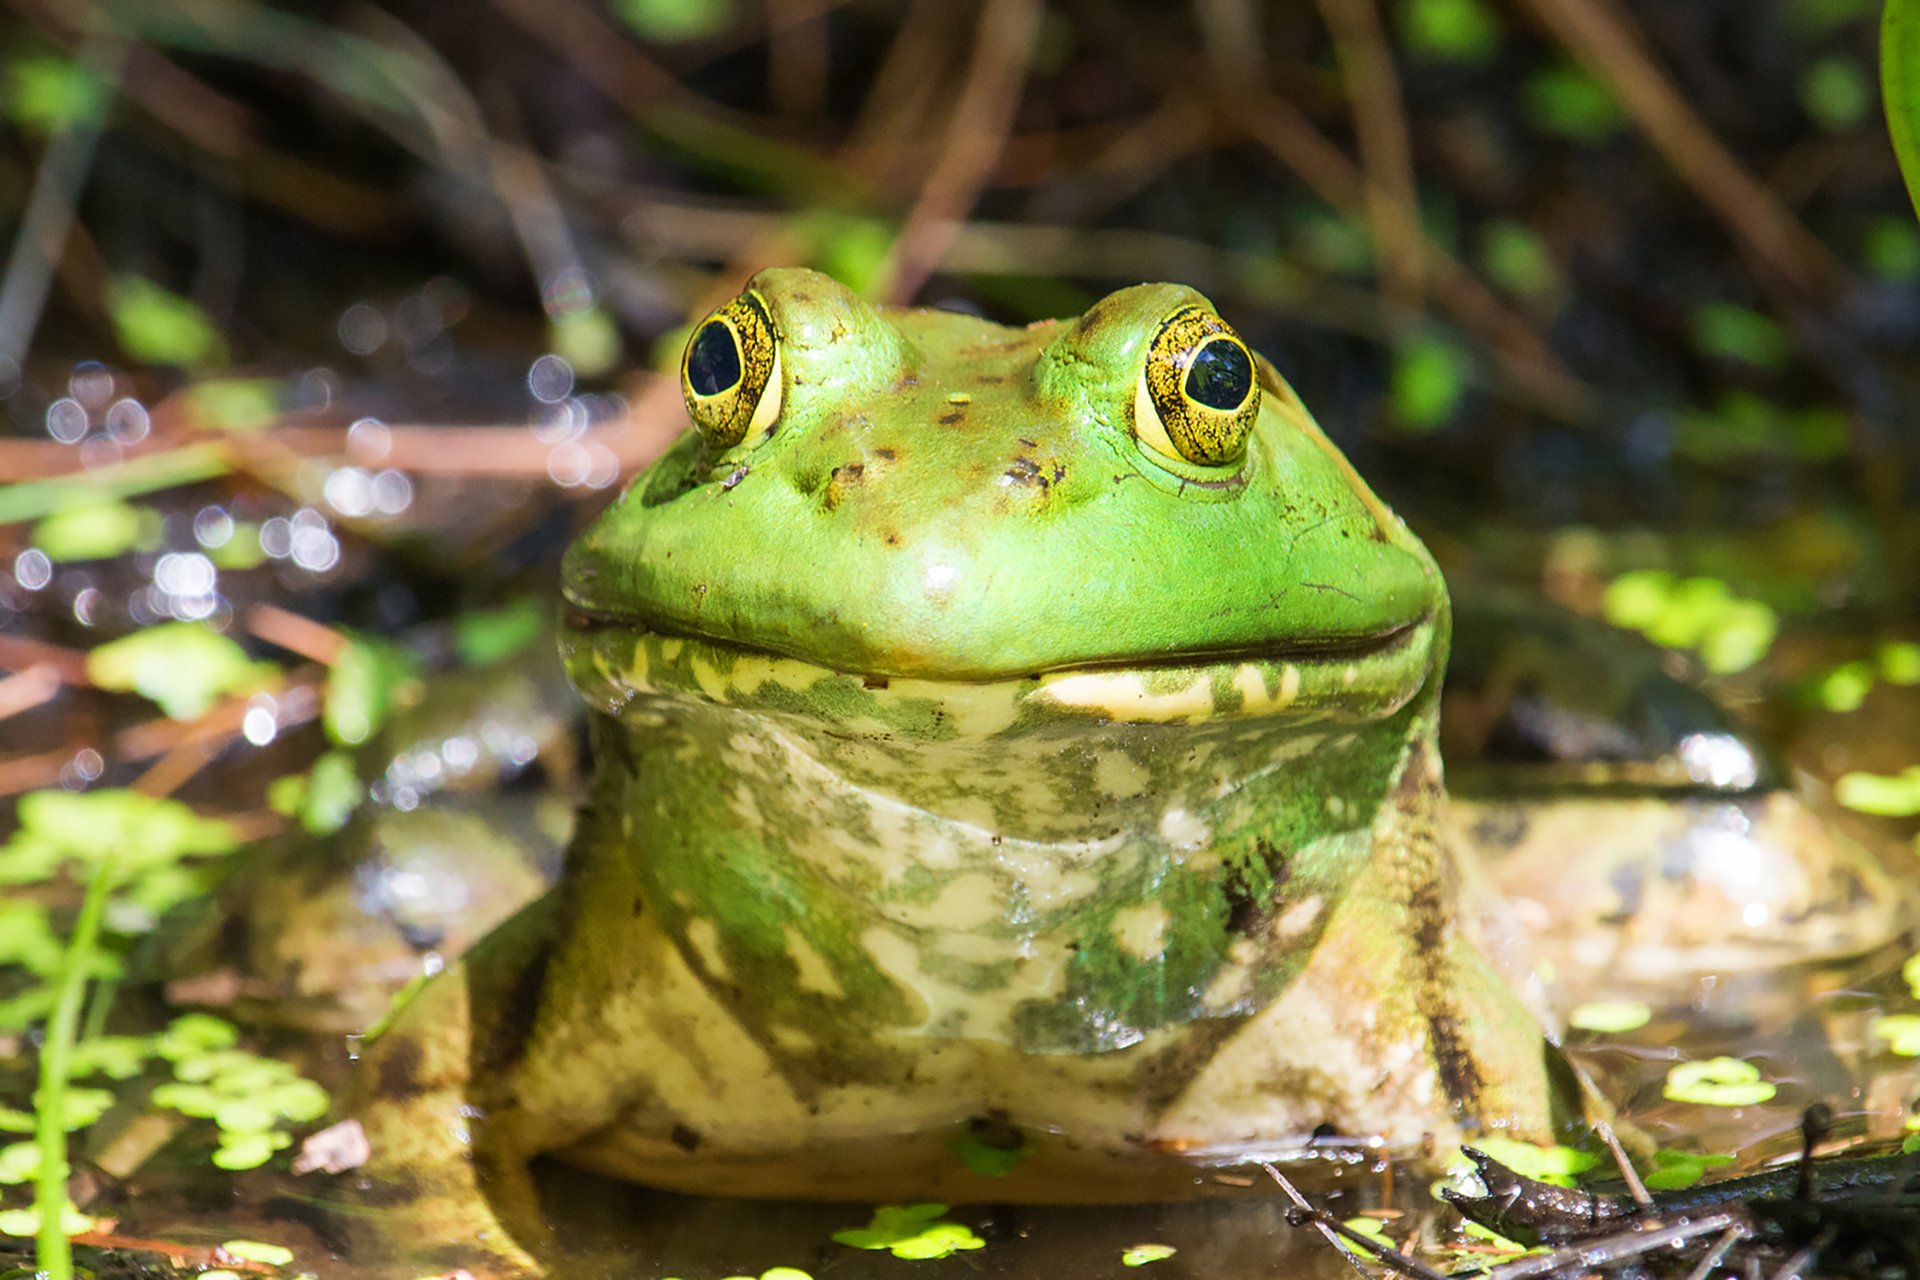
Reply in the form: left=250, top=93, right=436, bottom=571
left=561, top=605, right=1438, bottom=736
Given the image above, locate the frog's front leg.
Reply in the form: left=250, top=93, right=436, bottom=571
left=333, top=896, right=564, bottom=1279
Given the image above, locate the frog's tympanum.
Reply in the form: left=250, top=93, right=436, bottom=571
left=346, top=269, right=1587, bottom=1272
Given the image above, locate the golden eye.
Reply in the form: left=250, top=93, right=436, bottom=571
left=681, top=292, right=781, bottom=449
left=1133, top=306, right=1260, bottom=466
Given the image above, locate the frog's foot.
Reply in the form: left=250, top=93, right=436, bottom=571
left=321, top=899, right=562, bottom=1278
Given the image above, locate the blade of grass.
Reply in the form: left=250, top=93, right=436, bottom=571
left=33, top=849, right=118, bottom=1280
left=1887, top=0, right=1920, bottom=218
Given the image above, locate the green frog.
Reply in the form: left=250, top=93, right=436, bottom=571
left=332, top=268, right=1897, bottom=1275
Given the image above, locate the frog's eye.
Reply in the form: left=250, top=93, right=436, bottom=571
left=1133, top=306, right=1260, bottom=466
left=681, top=293, right=782, bottom=450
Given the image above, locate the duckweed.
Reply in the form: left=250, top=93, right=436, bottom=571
left=1121, top=1243, right=1177, bottom=1266
left=1663, top=1057, right=1777, bottom=1107
left=1871, top=1015, right=1920, bottom=1056
left=833, top=1204, right=986, bottom=1260
left=221, top=1239, right=294, bottom=1266
left=1567, top=999, right=1652, bottom=1033
left=1640, top=1149, right=1734, bottom=1191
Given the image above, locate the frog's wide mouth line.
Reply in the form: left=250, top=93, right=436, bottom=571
left=561, top=602, right=1437, bottom=733
left=561, top=603, right=1433, bottom=686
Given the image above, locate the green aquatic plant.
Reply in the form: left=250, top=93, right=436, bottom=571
left=832, top=1204, right=986, bottom=1260
left=1663, top=1057, right=1777, bottom=1107
left=1886, top=0, right=1920, bottom=216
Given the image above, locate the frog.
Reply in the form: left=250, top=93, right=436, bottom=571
left=329, top=268, right=1902, bottom=1276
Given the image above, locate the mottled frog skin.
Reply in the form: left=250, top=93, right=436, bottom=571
left=345, top=269, right=1580, bottom=1274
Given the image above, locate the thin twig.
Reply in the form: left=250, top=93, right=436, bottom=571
left=1681, top=1225, right=1746, bottom=1280
left=1261, top=1162, right=1381, bottom=1279
left=1515, top=0, right=1847, bottom=298
left=880, top=0, right=1045, bottom=301
left=1595, top=1117, right=1653, bottom=1209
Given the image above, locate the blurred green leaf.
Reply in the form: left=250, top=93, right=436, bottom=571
left=1886, top=0, right=1920, bottom=217
left=612, top=0, right=735, bottom=43
left=1816, top=659, right=1876, bottom=711
left=31, top=498, right=155, bottom=562
left=1400, top=0, right=1502, bottom=64
left=107, top=276, right=225, bottom=370
left=549, top=308, right=621, bottom=378
left=1479, top=220, right=1559, bottom=299
left=1791, top=0, right=1878, bottom=31
left=1524, top=63, right=1624, bottom=141
left=1801, top=55, right=1873, bottom=130
left=454, top=596, right=548, bottom=667
left=1835, top=766, right=1920, bottom=815
left=86, top=622, right=277, bottom=720
left=800, top=212, right=897, bottom=300
left=1390, top=334, right=1470, bottom=431
left=1641, top=1149, right=1735, bottom=1191
left=1865, top=217, right=1920, bottom=279
left=4, top=56, right=108, bottom=134
left=1601, top=572, right=1777, bottom=673
left=325, top=633, right=422, bottom=746
left=1690, top=303, right=1789, bottom=368
left=268, top=751, right=364, bottom=836
left=185, top=379, right=280, bottom=433
left=1878, top=640, right=1920, bottom=684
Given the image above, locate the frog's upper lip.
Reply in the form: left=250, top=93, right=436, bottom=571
left=562, top=602, right=1432, bottom=683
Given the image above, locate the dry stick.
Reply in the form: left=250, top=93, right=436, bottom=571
left=1681, top=1226, right=1747, bottom=1280
left=1314, top=0, right=1425, bottom=313
left=1594, top=1117, right=1653, bottom=1209
left=1261, top=1162, right=1385, bottom=1279
left=0, top=666, right=64, bottom=725
left=880, top=0, right=1046, bottom=303
left=245, top=603, right=348, bottom=667
left=767, top=0, right=830, bottom=119
left=1516, top=0, right=1847, bottom=299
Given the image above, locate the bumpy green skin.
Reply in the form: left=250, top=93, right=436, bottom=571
left=346, top=270, right=1574, bottom=1275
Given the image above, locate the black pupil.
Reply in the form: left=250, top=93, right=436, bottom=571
left=1184, top=338, right=1252, bottom=411
left=687, top=321, right=743, bottom=397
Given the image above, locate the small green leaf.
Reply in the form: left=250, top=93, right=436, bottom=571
left=87, top=622, right=277, bottom=720
left=1800, top=55, right=1872, bottom=130
left=1690, top=303, right=1789, bottom=369
left=1468, top=1138, right=1599, bottom=1187
left=108, top=276, right=225, bottom=370
left=1877, top=640, right=1920, bottom=684
left=5, top=55, right=108, bottom=133
left=1122, top=1243, right=1178, bottom=1267
left=1479, top=221, right=1559, bottom=299
left=275, top=750, right=364, bottom=836
left=1903, top=951, right=1920, bottom=1000
left=67, top=1034, right=155, bottom=1080
left=211, top=1131, right=290, bottom=1170
left=222, top=1238, right=295, bottom=1266
left=1663, top=1057, right=1777, bottom=1107
left=454, top=597, right=548, bottom=667
left=0, top=1200, right=96, bottom=1238
left=950, top=1123, right=1036, bottom=1177
left=156, top=1012, right=240, bottom=1060
left=1834, top=767, right=1920, bottom=816
left=549, top=308, right=622, bottom=378
left=0, top=1141, right=40, bottom=1185
left=325, top=634, right=423, bottom=746
left=1340, top=1217, right=1392, bottom=1258
left=1816, top=660, right=1876, bottom=711
left=611, top=0, right=735, bottom=42
left=1865, top=218, right=1920, bottom=281
left=1524, top=63, right=1624, bottom=141
left=1400, top=0, right=1501, bottom=64
left=1390, top=334, right=1470, bottom=431
left=1871, top=1014, right=1920, bottom=1056
left=1568, top=1000, right=1652, bottom=1034
left=1640, top=1149, right=1734, bottom=1191
left=833, top=1204, right=985, bottom=1260
left=32, top=498, right=155, bottom=562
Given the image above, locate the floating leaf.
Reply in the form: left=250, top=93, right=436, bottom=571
left=108, top=276, right=225, bottom=369
left=212, top=1130, right=291, bottom=1170
left=1480, top=221, right=1559, bottom=299
left=0, top=901, right=65, bottom=975
left=1878, top=641, right=1920, bottom=685
left=1663, top=1057, right=1777, bottom=1107
left=1568, top=1000, right=1652, bottom=1034
left=1122, top=1243, right=1178, bottom=1267
left=156, top=1012, right=240, bottom=1060
left=1834, top=767, right=1920, bottom=816
left=1816, top=660, right=1876, bottom=711
left=68, top=1034, right=155, bottom=1080
left=1641, top=1148, right=1735, bottom=1191
left=834, top=1204, right=985, bottom=1260
left=0, top=1200, right=96, bottom=1238
left=87, top=622, right=277, bottom=720
left=186, top=379, right=280, bottom=433
left=1340, top=1217, right=1392, bottom=1258
left=1467, top=1138, right=1599, bottom=1187
left=1871, top=1014, right=1920, bottom=1056
left=1904, top=951, right=1920, bottom=1000
left=222, top=1238, right=295, bottom=1266
left=0, top=1141, right=39, bottom=1185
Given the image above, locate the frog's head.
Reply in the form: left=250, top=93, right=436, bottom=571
left=563, top=268, right=1444, bottom=741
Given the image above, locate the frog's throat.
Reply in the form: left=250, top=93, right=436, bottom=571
left=559, top=614, right=1447, bottom=1054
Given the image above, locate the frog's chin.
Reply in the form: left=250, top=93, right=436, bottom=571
left=562, top=607, right=1439, bottom=735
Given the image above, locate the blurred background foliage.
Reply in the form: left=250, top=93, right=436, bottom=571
left=0, top=0, right=1917, bottom=669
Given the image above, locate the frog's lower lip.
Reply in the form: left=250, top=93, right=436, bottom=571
left=562, top=605, right=1431, bottom=682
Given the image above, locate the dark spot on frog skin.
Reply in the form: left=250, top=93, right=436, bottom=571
left=874, top=447, right=898, bottom=461
left=670, top=1123, right=703, bottom=1152
left=938, top=408, right=967, bottom=426
left=883, top=531, right=902, bottom=547
left=821, top=462, right=865, bottom=511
